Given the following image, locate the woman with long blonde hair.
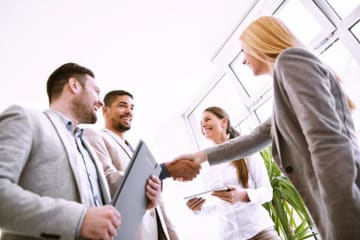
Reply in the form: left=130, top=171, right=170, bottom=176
left=173, top=16, right=360, bottom=239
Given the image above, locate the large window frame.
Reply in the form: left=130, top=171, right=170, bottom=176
left=185, top=0, right=360, bottom=147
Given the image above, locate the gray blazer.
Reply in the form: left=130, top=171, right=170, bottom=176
left=0, top=105, right=110, bottom=240
left=205, top=48, right=360, bottom=239
left=83, top=128, right=179, bottom=240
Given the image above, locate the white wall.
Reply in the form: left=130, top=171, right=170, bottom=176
left=143, top=114, right=220, bottom=240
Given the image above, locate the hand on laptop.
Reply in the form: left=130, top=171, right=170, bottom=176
left=145, top=175, right=161, bottom=209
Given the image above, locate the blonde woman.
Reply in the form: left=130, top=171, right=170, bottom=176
left=186, top=106, right=279, bottom=240
left=172, top=16, right=360, bottom=239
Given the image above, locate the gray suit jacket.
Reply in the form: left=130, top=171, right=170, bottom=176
left=83, top=128, right=179, bottom=240
left=0, top=105, right=110, bottom=240
left=205, top=48, right=360, bottom=239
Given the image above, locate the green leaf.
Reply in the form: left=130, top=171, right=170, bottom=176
left=260, top=146, right=317, bottom=239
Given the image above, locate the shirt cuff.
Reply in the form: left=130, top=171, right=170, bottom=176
left=75, top=208, right=87, bottom=239
left=159, top=163, right=170, bottom=180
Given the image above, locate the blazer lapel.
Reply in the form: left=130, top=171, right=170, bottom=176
left=103, top=129, right=133, bottom=158
left=43, top=110, right=86, bottom=203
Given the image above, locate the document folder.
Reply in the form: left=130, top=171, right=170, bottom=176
left=112, top=140, right=162, bottom=240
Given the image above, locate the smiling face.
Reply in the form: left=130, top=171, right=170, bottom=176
left=71, top=75, right=103, bottom=124
left=103, top=94, right=134, bottom=133
left=200, top=110, right=227, bottom=144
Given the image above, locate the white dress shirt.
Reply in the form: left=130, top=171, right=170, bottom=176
left=198, top=154, right=274, bottom=240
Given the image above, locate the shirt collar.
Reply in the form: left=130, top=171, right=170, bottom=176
left=74, top=127, right=84, bottom=138
left=48, top=109, right=74, bottom=134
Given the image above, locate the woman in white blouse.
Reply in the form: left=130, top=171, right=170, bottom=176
left=186, top=106, right=279, bottom=240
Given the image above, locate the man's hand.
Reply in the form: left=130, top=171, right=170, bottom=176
left=166, top=151, right=206, bottom=181
left=146, top=175, right=161, bottom=209
left=172, top=150, right=208, bottom=165
left=80, top=205, right=121, bottom=240
left=165, top=159, right=201, bottom=181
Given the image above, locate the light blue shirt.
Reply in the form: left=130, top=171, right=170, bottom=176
left=51, top=110, right=103, bottom=207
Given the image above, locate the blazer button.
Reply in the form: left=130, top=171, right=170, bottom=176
left=285, top=166, right=293, bottom=173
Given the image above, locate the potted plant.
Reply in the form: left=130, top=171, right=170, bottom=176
left=260, top=146, right=318, bottom=240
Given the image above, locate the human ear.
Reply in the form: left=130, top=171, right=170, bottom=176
left=68, top=77, right=81, bottom=94
left=221, top=118, right=228, bottom=128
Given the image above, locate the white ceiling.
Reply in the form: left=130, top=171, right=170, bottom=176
left=0, top=0, right=255, bottom=139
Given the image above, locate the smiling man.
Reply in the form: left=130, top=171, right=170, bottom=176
left=83, top=90, right=200, bottom=240
left=0, top=63, right=122, bottom=240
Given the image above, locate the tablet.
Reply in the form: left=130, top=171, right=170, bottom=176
left=112, top=140, right=162, bottom=240
left=183, top=186, right=230, bottom=200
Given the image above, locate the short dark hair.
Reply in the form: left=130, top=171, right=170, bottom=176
left=103, top=90, right=133, bottom=106
left=46, top=62, right=94, bottom=103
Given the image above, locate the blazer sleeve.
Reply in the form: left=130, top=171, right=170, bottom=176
left=205, top=118, right=272, bottom=166
left=0, top=105, right=85, bottom=239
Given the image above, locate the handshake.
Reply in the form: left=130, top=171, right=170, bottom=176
left=164, top=151, right=207, bottom=181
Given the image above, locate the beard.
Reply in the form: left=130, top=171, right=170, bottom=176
left=111, top=114, right=131, bottom=132
left=71, top=93, right=97, bottom=124
left=112, top=116, right=131, bottom=132
left=115, top=123, right=131, bottom=132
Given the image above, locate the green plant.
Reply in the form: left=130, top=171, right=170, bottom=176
left=260, top=146, right=318, bottom=240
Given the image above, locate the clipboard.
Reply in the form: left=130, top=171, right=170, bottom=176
left=112, top=140, right=162, bottom=240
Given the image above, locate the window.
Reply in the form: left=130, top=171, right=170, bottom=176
left=230, top=51, right=272, bottom=98
left=319, top=40, right=360, bottom=130
left=326, top=0, right=360, bottom=19
left=275, top=0, right=327, bottom=45
left=236, top=115, right=259, bottom=135
left=254, top=97, right=273, bottom=123
left=185, top=73, right=249, bottom=148
left=351, top=20, right=360, bottom=42
left=186, top=0, right=360, bottom=147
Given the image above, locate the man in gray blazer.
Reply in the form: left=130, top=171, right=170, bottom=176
left=83, top=90, right=199, bottom=240
left=0, top=63, right=160, bottom=240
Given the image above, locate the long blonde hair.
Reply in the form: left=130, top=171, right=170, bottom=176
left=240, top=15, right=355, bottom=111
left=240, top=16, right=303, bottom=63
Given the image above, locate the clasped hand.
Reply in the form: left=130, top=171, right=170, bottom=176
left=166, top=151, right=205, bottom=181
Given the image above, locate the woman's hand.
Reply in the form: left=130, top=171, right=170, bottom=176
left=211, top=185, right=250, bottom=204
left=186, top=197, right=206, bottom=211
